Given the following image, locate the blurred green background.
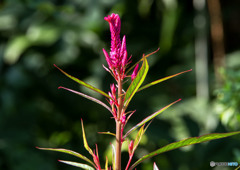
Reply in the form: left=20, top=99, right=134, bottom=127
left=0, top=0, right=240, bottom=169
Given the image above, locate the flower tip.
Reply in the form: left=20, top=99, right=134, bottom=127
left=35, top=146, right=39, bottom=149
left=58, top=86, right=63, bottom=89
left=178, top=98, right=182, bottom=102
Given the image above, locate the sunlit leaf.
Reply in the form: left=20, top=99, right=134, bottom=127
left=54, top=64, right=112, bottom=100
left=98, top=131, right=116, bottom=137
left=129, top=131, right=240, bottom=170
left=59, top=86, right=112, bottom=114
left=124, top=99, right=181, bottom=139
left=81, top=119, right=94, bottom=156
left=59, top=160, right=95, bottom=170
left=132, top=125, right=145, bottom=153
left=138, top=69, right=192, bottom=92
left=105, top=156, right=108, bottom=170
left=37, top=147, right=94, bottom=166
left=124, top=57, right=149, bottom=108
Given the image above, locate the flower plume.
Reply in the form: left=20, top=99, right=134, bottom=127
left=103, top=13, right=130, bottom=80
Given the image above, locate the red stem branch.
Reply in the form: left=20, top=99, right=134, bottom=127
left=116, top=77, right=123, bottom=170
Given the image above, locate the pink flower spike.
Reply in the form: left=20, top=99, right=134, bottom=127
left=104, top=13, right=132, bottom=81
left=131, top=64, right=139, bottom=81
left=104, top=13, right=121, bottom=40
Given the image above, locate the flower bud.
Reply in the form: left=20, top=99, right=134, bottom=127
left=120, top=114, right=126, bottom=125
left=128, top=140, right=134, bottom=155
left=131, top=64, right=139, bottom=81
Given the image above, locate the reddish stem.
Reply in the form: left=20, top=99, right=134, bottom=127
left=116, top=76, right=123, bottom=170
left=125, top=154, right=134, bottom=170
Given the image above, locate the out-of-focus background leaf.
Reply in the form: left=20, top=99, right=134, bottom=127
left=0, top=0, right=240, bottom=169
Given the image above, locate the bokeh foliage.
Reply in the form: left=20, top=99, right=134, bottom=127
left=0, top=0, right=240, bottom=169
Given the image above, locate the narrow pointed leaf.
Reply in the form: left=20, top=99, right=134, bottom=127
left=81, top=119, right=94, bottom=156
left=105, top=156, right=108, bottom=170
left=124, top=57, right=149, bottom=108
left=129, top=131, right=240, bottom=170
left=126, top=48, right=159, bottom=75
left=132, top=125, right=145, bottom=153
left=153, top=163, right=159, bottom=170
left=37, top=147, right=94, bottom=166
left=138, top=69, right=192, bottom=92
left=125, top=110, right=136, bottom=126
left=59, top=160, right=95, bottom=170
left=59, top=86, right=112, bottom=114
left=54, top=64, right=111, bottom=99
left=98, top=131, right=116, bottom=137
left=111, top=143, right=116, bottom=170
left=124, top=99, right=181, bottom=139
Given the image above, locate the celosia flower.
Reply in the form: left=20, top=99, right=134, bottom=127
left=103, top=13, right=131, bottom=80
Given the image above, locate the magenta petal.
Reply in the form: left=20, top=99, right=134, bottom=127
left=102, top=48, right=109, bottom=58
left=103, top=48, right=113, bottom=69
left=122, top=51, right=128, bottom=67
left=120, top=36, right=126, bottom=57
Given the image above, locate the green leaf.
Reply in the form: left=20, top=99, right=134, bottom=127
left=59, top=86, right=112, bottom=114
left=129, top=131, right=240, bottom=170
left=124, top=99, right=181, bottom=139
left=138, top=69, right=192, bottom=92
left=59, top=160, right=95, bottom=170
left=98, top=131, right=116, bottom=137
left=54, top=64, right=112, bottom=100
left=124, top=57, right=149, bottom=108
left=105, top=156, right=108, bottom=170
left=132, top=125, right=145, bottom=153
left=37, top=147, right=94, bottom=166
left=81, top=119, right=94, bottom=156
